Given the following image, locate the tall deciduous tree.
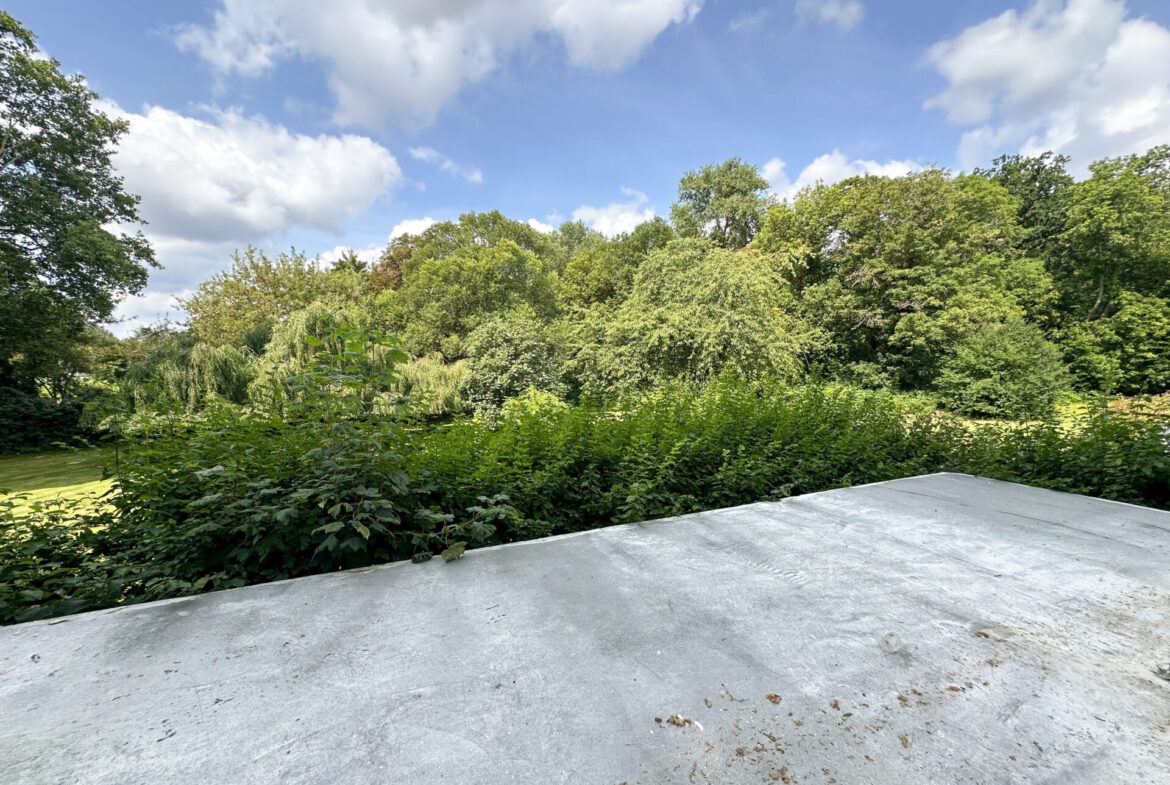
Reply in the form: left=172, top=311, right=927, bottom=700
left=0, top=12, right=154, bottom=390
left=670, top=158, right=770, bottom=248
left=754, top=170, right=1054, bottom=388
left=412, top=211, right=559, bottom=265
left=182, top=247, right=366, bottom=345
left=975, top=152, right=1073, bottom=254
left=569, top=239, right=814, bottom=391
left=559, top=218, right=676, bottom=308
left=384, top=240, right=558, bottom=359
left=369, top=234, right=418, bottom=293
left=1050, top=151, right=1170, bottom=320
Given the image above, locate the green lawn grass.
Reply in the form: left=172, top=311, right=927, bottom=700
left=0, top=449, right=114, bottom=514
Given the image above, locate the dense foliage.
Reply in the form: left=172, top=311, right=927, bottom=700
left=936, top=320, right=1069, bottom=419
left=4, top=12, right=1170, bottom=627
left=0, top=388, right=94, bottom=453
left=4, top=361, right=1167, bottom=624
left=30, top=144, right=1170, bottom=428
left=0, top=13, right=154, bottom=395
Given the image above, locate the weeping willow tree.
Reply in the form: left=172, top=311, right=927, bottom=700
left=248, top=303, right=405, bottom=416
left=394, top=353, right=471, bottom=417
left=121, top=331, right=254, bottom=412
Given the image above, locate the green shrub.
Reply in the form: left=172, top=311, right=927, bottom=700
left=0, top=493, right=130, bottom=624
left=3, top=341, right=1167, bottom=624
left=0, top=388, right=95, bottom=453
left=968, top=406, right=1170, bottom=509
left=97, top=321, right=500, bottom=599
left=402, top=379, right=962, bottom=535
left=937, top=320, right=1069, bottom=418
left=463, top=310, right=565, bottom=412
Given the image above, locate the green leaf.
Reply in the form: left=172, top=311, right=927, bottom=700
left=440, top=542, right=468, bottom=562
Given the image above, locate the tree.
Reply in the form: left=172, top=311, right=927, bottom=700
left=551, top=220, right=606, bottom=272
left=463, top=309, right=565, bottom=412
left=247, top=303, right=401, bottom=414
left=559, top=218, right=676, bottom=308
left=412, top=211, right=560, bottom=266
left=0, top=13, right=155, bottom=391
left=384, top=240, right=558, bottom=358
left=1049, top=153, right=1170, bottom=321
left=1064, top=292, right=1170, bottom=395
left=569, top=239, right=814, bottom=391
left=330, top=249, right=367, bottom=273
left=117, top=325, right=254, bottom=412
left=754, top=170, right=1052, bottom=388
left=369, top=234, right=417, bottom=293
left=975, top=152, right=1073, bottom=253
left=937, top=319, right=1069, bottom=419
left=182, top=247, right=366, bottom=345
left=670, top=158, right=770, bottom=248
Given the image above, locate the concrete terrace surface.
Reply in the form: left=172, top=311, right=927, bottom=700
left=2, top=474, right=1169, bottom=784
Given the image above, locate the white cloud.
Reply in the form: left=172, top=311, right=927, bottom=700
left=390, top=217, right=437, bottom=239
left=97, top=102, right=400, bottom=334
left=409, top=146, right=483, bottom=184
left=925, top=0, right=1170, bottom=170
left=763, top=151, right=920, bottom=200
left=572, top=187, right=656, bottom=237
left=795, top=0, right=864, bottom=32
left=319, top=245, right=382, bottom=265
left=174, top=0, right=703, bottom=129
left=104, top=102, right=401, bottom=242
left=527, top=218, right=556, bottom=233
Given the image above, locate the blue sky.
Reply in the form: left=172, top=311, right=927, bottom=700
left=8, top=0, right=1170, bottom=333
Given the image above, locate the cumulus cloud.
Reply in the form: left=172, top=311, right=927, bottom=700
left=527, top=218, right=556, bottom=233
left=390, top=217, right=437, bottom=239
left=925, top=0, right=1170, bottom=170
left=174, top=0, right=703, bottom=129
left=104, top=102, right=401, bottom=242
left=572, top=187, right=656, bottom=237
left=763, top=151, right=920, bottom=200
left=409, top=146, right=483, bottom=184
left=795, top=0, right=864, bottom=31
left=99, top=102, right=400, bottom=334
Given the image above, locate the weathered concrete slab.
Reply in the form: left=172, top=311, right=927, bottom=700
left=2, top=473, right=1169, bottom=784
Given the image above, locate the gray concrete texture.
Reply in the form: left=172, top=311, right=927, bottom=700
left=2, top=473, right=1169, bottom=784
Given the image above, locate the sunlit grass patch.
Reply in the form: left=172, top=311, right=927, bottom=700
left=0, top=449, right=114, bottom=517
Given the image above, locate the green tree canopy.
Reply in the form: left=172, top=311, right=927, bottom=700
left=182, top=247, right=367, bottom=345
left=670, top=158, right=771, bottom=248
left=937, top=319, right=1069, bottom=419
left=559, top=218, right=676, bottom=308
left=463, top=309, right=565, bottom=412
left=384, top=239, right=558, bottom=359
left=754, top=170, right=1053, bottom=387
left=1064, top=291, right=1170, bottom=395
left=569, top=239, right=813, bottom=391
left=975, top=152, right=1073, bottom=253
left=0, top=12, right=154, bottom=390
left=412, top=211, right=560, bottom=267
left=117, top=325, right=253, bottom=412
left=1049, top=150, right=1170, bottom=321
left=369, top=234, right=417, bottom=293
